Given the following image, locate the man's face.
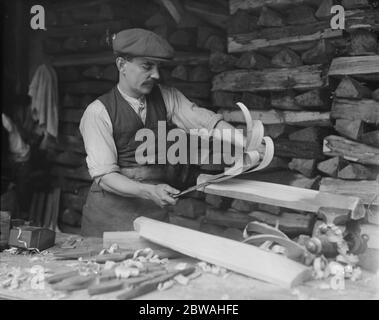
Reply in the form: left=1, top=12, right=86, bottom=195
left=118, top=57, right=161, bottom=97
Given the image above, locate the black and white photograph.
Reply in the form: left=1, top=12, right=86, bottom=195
left=0, top=0, right=379, bottom=304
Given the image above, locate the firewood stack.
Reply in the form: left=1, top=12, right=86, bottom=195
left=197, top=0, right=379, bottom=245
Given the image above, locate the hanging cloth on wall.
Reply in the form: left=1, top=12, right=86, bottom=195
left=28, top=64, right=59, bottom=141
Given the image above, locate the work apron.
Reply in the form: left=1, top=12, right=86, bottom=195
left=81, top=166, right=170, bottom=237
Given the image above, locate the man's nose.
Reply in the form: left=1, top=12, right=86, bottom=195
left=150, top=66, right=160, bottom=81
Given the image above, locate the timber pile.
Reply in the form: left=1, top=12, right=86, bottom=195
left=323, top=61, right=379, bottom=245
left=169, top=0, right=379, bottom=248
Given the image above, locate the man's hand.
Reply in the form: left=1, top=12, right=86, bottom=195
left=143, top=184, right=180, bottom=207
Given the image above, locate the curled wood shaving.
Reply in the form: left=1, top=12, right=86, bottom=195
left=103, top=261, right=117, bottom=270
left=174, top=263, right=188, bottom=271
left=158, top=280, right=175, bottom=291
left=330, top=275, right=345, bottom=290
left=174, top=274, right=190, bottom=286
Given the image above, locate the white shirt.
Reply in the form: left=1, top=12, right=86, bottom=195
left=79, top=84, right=223, bottom=178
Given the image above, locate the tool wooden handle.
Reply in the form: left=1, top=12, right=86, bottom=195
left=117, top=267, right=196, bottom=300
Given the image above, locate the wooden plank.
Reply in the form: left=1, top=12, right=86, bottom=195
left=323, top=135, right=379, bottom=166
left=103, top=230, right=178, bottom=253
left=134, top=217, right=312, bottom=288
left=320, top=178, right=379, bottom=205
left=331, top=98, right=379, bottom=124
left=53, top=51, right=209, bottom=67
left=229, top=0, right=308, bottom=14
left=239, top=170, right=321, bottom=189
left=328, top=56, right=379, bottom=79
left=220, top=109, right=331, bottom=126
left=345, top=9, right=379, bottom=32
left=212, top=65, right=324, bottom=92
left=46, top=19, right=131, bottom=38
left=228, top=24, right=342, bottom=53
left=200, top=177, right=365, bottom=219
left=274, top=139, right=323, bottom=159
left=342, top=0, right=370, bottom=10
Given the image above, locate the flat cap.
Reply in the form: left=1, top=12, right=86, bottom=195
left=112, top=28, right=174, bottom=61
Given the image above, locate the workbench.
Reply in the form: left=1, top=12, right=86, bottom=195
left=0, top=232, right=378, bottom=300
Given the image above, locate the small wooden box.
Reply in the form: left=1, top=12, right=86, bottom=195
left=8, top=226, right=55, bottom=251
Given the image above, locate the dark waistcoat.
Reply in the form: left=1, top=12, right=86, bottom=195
left=98, top=85, right=167, bottom=168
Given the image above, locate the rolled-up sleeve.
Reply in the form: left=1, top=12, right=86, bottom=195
left=79, top=100, right=120, bottom=179
left=160, top=85, right=223, bottom=132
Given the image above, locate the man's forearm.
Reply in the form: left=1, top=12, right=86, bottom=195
left=96, top=172, right=153, bottom=199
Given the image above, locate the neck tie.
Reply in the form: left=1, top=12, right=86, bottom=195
left=138, top=100, right=146, bottom=125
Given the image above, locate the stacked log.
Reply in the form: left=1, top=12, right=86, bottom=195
left=322, top=58, right=379, bottom=240
left=191, top=0, right=379, bottom=244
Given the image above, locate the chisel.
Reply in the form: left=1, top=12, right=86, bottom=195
left=117, top=266, right=196, bottom=300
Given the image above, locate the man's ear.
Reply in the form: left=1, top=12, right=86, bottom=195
left=116, top=57, right=126, bottom=72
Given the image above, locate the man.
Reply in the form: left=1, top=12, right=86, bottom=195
left=80, top=29, right=244, bottom=237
